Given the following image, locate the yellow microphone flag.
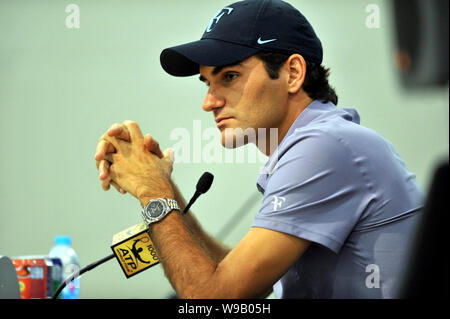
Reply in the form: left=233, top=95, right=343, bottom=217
left=111, top=222, right=160, bottom=278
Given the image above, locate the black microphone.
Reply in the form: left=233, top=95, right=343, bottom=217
left=183, top=172, right=214, bottom=214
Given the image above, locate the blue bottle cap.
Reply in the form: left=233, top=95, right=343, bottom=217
left=54, top=235, right=72, bottom=245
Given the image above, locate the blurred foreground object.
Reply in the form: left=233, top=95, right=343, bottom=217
left=400, top=161, right=449, bottom=298
left=392, top=0, right=449, bottom=88
left=0, top=256, right=20, bottom=299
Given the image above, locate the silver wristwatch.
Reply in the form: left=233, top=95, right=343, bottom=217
left=141, top=198, right=180, bottom=226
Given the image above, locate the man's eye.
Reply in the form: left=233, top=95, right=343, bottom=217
left=224, top=73, right=238, bottom=82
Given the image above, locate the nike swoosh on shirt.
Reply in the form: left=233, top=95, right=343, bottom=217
left=257, top=37, right=278, bottom=44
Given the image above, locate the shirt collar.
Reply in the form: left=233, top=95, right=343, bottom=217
left=256, top=100, right=350, bottom=192
left=262, top=100, right=335, bottom=169
left=281, top=100, right=336, bottom=146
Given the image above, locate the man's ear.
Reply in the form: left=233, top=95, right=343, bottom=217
left=286, top=54, right=307, bottom=94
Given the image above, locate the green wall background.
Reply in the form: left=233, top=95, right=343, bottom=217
left=0, top=0, right=448, bottom=298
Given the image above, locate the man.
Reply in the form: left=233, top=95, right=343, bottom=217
left=94, top=0, right=424, bottom=298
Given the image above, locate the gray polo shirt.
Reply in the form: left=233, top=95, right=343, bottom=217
left=252, top=100, right=424, bottom=298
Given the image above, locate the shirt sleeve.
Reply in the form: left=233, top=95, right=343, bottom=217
left=252, top=130, right=368, bottom=253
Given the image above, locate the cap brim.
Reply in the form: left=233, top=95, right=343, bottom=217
left=160, top=39, right=260, bottom=77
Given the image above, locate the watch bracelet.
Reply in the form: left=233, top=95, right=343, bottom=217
left=166, top=198, right=180, bottom=211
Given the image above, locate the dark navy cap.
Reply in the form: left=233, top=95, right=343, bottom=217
left=160, top=0, right=323, bottom=77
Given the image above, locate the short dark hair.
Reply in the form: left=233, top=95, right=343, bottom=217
left=255, top=51, right=338, bottom=105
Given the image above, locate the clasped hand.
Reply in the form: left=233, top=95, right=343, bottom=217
left=94, top=120, right=174, bottom=204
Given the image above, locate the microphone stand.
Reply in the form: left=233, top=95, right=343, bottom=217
left=52, top=254, right=115, bottom=299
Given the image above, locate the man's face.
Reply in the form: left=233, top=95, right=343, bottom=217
left=199, top=56, right=288, bottom=148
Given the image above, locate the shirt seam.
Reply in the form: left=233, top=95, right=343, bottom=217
left=312, top=129, right=377, bottom=206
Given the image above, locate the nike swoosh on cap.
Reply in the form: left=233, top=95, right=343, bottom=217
left=257, top=37, right=277, bottom=45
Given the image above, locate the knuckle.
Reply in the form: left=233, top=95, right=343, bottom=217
left=100, top=133, right=109, bottom=141
left=123, top=120, right=136, bottom=126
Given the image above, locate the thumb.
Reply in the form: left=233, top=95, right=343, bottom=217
left=163, top=148, right=175, bottom=164
left=161, top=148, right=174, bottom=177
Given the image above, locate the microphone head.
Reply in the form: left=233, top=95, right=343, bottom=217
left=196, top=172, right=214, bottom=194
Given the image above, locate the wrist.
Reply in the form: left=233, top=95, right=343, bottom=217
left=139, top=196, right=151, bottom=208
left=138, top=183, right=175, bottom=208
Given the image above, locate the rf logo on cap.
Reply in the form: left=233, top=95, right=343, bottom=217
left=206, top=7, right=234, bottom=32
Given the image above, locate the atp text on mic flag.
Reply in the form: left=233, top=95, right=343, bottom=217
left=111, top=222, right=159, bottom=278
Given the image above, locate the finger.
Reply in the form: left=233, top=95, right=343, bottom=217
left=101, top=134, right=121, bottom=153
left=102, top=175, right=111, bottom=191
left=107, top=123, right=131, bottom=142
left=104, top=153, right=114, bottom=163
left=99, top=160, right=109, bottom=180
left=144, top=134, right=164, bottom=158
left=162, top=148, right=174, bottom=176
left=122, top=120, right=144, bottom=144
left=111, top=180, right=127, bottom=194
left=101, top=171, right=123, bottom=193
left=95, top=140, right=115, bottom=162
left=163, top=148, right=175, bottom=163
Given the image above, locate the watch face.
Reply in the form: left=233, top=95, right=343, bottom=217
left=148, top=201, right=164, bottom=218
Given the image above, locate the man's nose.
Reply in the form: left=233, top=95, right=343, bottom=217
left=202, top=89, right=225, bottom=112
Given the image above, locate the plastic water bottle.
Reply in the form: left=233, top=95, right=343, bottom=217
left=49, top=236, right=80, bottom=299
